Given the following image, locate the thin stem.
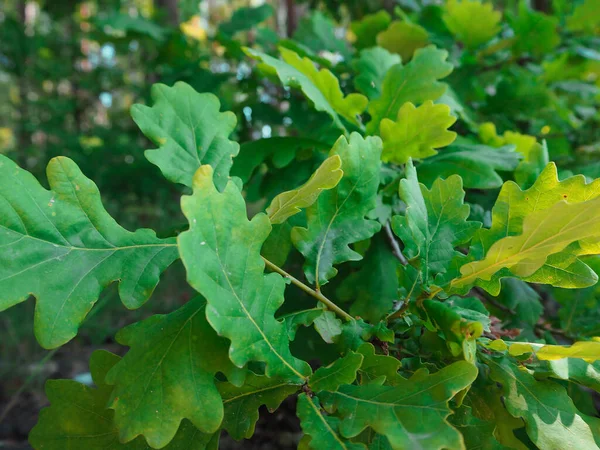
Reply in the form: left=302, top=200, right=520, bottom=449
left=386, top=272, right=420, bottom=321
left=384, top=222, right=408, bottom=266
left=262, top=256, right=354, bottom=322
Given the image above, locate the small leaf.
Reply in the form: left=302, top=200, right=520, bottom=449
left=449, top=405, right=505, bottom=450
left=105, top=297, right=245, bottom=448
left=393, top=160, right=480, bottom=283
left=486, top=356, right=600, bottom=449
left=293, top=11, right=352, bottom=61
left=267, top=155, right=343, bottom=224
left=366, top=45, right=453, bottom=134
left=281, top=308, right=324, bottom=341
left=442, top=0, right=502, bottom=49
left=246, top=47, right=368, bottom=131
left=356, top=343, right=403, bottom=386
left=297, top=394, right=366, bottom=450
left=309, top=352, right=364, bottom=393
left=509, top=2, right=560, bottom=57
left=29, top=350, right=217, bottom=450
left=567, top=0, right=600, bottom=33
left=337, top=233, right=400, bottom=323
left=350, top=11, right=392, bottom=50
left=0, top=156, right=178, bottom=349
left=132, top=82, right=239, bottom=189
left=292, top=133, right=382, bottom=286
left=320, top=361, right=478, bottom=450
left=416, top=144, right=521, bottom=190
left=219, top=3, right=273, bottom=36
left=314, top=308, right=344, bottom=344
left=218, top=372, right=301, bottom=440
left=352, top=47, right=401, bottom=100
left=178, top=165, right=311, bottom=382
left=380, top=101, right=457, bottom=164
left=376, top=21, right=429, bottom=61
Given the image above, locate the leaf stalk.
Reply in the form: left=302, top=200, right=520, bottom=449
left=262, top=256, right=354, bottom=322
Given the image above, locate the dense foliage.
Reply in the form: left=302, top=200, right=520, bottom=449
left=2, top=0, right=600, bottom=448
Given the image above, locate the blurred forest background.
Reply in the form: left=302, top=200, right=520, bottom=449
left=1, top=0, right=599, bottom=448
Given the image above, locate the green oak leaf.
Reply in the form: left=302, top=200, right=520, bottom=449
left=468, top=383, right=528, bottom=450
left=29, top=350, right=217, bottom=450
left=320, top=361, right=478, bottom=449
left=314, top=308, right=344, bottom=344
left=246, top=47, right=367, bottom=131
left=0, top=155, right=178, bottom=349
left=380, top=101, right=457, bottom=164
left=567, top=0, right=600, bottom=33
left=376, top=21, right=429, bottom=61
left=105, top=297, right=245, bottom=448
left=218, top=372, right=301, bottom=440
left=554, top=280, right=600, bottom=338
left=366, top=45, right=453, bottom=134
left=293, top=11, right=352, bottom=61
left=356, top=343, right=404, bottom=386
left=449, top=405, right=505, bottom=450
left=350, top=11, right=392, bottom=50
left=178, top=165, right=311, bottom=382
left=297, top=394, right=366, bottom=450
left=309, top=352, right=363, bottom=393
left=393, top=160, right=480, bottom=283
left=486, top=356, right=600, bottom=449
left=416, top=144, right=521, bottom=190
left=509, top=2, right=560, bottom=57
left=131, top=82, right=239, bottom=190
left=352, top=47, right=401, bottom=100
left=442, top=0, right=502, bottom=49
left=292, top=133, right=382, bottom=286
left=219, top=3, right=273, bottom=36
left=267, top=155, right=343, bottom=224
left=337, top=233, right=400, bottom=323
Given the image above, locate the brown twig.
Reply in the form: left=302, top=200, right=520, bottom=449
left=384, top=222, right=408, bottom=266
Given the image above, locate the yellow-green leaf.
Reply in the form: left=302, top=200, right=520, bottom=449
left=380, top=101, right=457, bottom=164
left=376, top=21, right=429, bottom=61
left=442, top=0, right=502, bottom=49
left=453, top=194, right=600, bottom=290
left=488, top=339, right=600, bottom=363
left=366, top=45, right=453, bottom=134
left=267, top=155, right=343, bottom=224
left=448, top=163, right=600, bottom=294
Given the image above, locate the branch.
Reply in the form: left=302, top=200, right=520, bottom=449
left=262, top=256, right=354, bottom=322
left=384, top=222, right=408, bottom=266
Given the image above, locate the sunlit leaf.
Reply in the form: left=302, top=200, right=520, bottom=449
left=178, top=165, right=311, bottom=382
left=380, top=101, right=456, bottom=164
left=132, top=82, right=239, bottom=189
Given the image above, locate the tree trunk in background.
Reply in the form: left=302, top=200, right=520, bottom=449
left=156, top=0, right=179, bottom=26
left=532, top=0, right=552, bottom=13
left=286, top=0, right=297, bottom=37
left=16, top=0, right=29, bottom=167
